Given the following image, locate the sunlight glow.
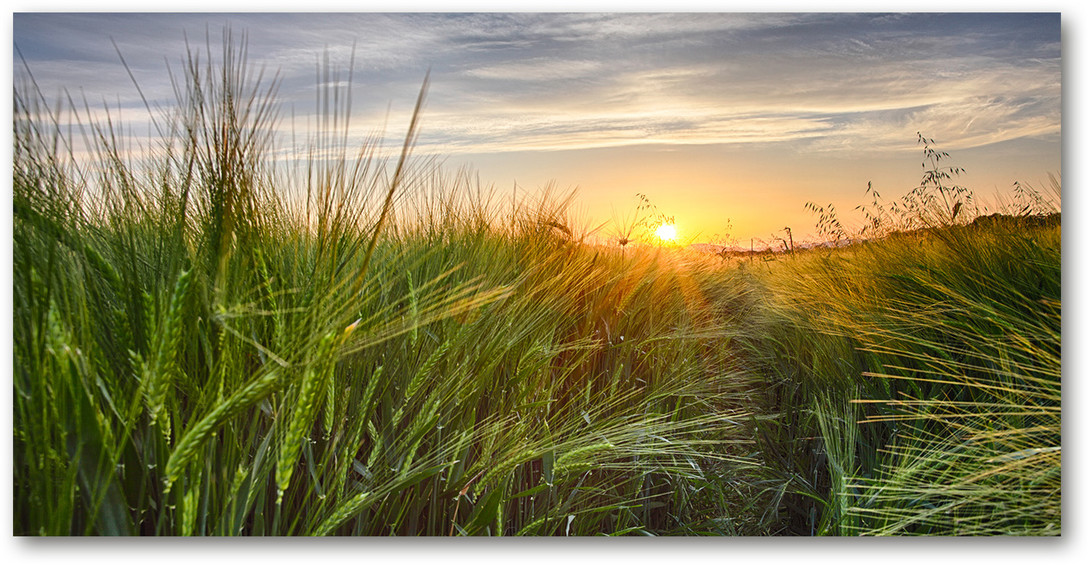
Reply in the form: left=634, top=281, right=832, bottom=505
left=655, top=223, right=678, bottom=242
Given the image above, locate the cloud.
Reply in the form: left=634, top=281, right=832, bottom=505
left=465, top=58, right=604, bottom=81
left=14, top=13, right=1061, bottom=160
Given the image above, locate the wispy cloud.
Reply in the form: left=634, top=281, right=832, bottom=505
left=465, top=58, right=604, bottom=81
left=14, top=13, right=1061, bottom=158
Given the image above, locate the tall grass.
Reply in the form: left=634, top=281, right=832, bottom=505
left=12, top=34, right=1060, bottom=536
left=13, top=35, right=780, bottom=536
left=752, top=173, right=1061, bottom=535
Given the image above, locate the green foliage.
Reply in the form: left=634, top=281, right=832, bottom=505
left=13, top=37, right=773, bottom=536
left=12, top=36, right=1060, bottom=537
left=754, top=187, right=1061, bottom=535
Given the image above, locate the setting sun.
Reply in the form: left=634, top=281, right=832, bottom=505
left=655, top=223, right=678, bottom=242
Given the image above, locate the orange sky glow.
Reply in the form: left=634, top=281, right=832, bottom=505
left=13, top=11, right=1062, bottom=246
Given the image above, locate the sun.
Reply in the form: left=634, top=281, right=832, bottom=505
left=655, top=223, right=678, bottom=242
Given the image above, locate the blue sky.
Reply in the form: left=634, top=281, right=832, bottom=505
left=12, top=11, right=1063, bottom=242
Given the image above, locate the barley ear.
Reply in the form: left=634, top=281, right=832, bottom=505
left=276, top=332, right=336, bottom=501
left=164, top=367, right=283, bottom=491
left=406, top=337, right=451, bottom=399
left=145, top=268, right=192, bottom=434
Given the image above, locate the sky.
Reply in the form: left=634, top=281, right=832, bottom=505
left=4, top=7, right=1087, bottom=563
left=11, top=10, right=1062, bottom=245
